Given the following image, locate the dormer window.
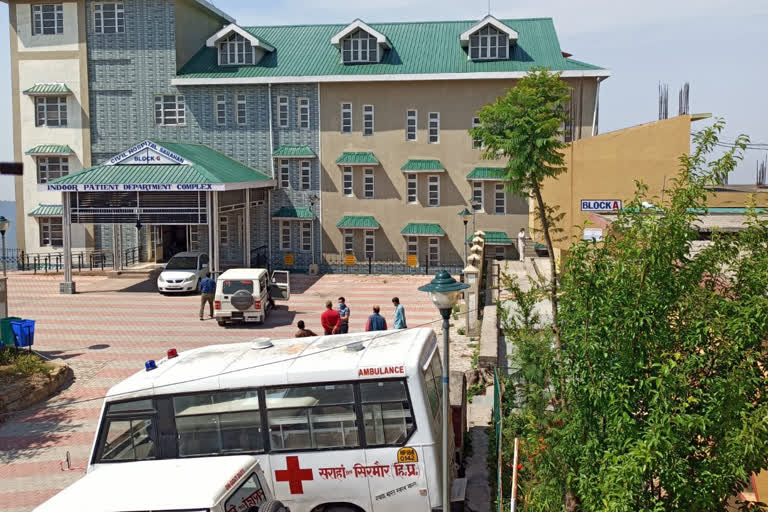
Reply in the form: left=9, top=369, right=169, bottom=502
left=460, top=15, right=518, bottom=62
left=470, top=26, right=508, bottom=60
left=206, top=23, right=275, bottom=67
left=331, top=19, right=391, bottom=65
left=342, top=29, right=378, bottom=63
left=219, top=33, right=255, bottom=66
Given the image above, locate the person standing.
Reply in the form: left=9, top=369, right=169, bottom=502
left=392, top=297, right=407, bottom=330
left=321, top=300, right=341, bottom=335
left=295, top=320, right=317, bottom=338
left=366, top=305, right=388, bottom=332
left=199, top=272, right=216, bottom=321
left=337, top=297, right=350, bottom=334
left=518, top=228, right=527, bottom=262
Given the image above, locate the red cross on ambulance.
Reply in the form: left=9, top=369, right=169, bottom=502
left=275, top=456, right=314, bottom=494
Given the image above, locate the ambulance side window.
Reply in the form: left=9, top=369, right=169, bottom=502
left=224, top=472, right=267, bottom=511
left=97, top=399, right=157, bottom=462
left=360, top=380, right=415, bottom=446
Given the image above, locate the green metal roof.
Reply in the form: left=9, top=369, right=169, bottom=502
left=273, top=145, right=316, bottom=158
left=401, top=223, right=446, bottom=236
left=25, top=144, right=74, bottom=156
left=177, top=18, right=606, bottom=80
left=336, top=215, right=380, bottom=229
left=28, top=204, right=63, bottom=217
left=23, top=83, right=72, bottom=95
left=272, top=206, right=314, bottom=219
left=467, top=167, right=506, bottom=180
left=49, top=141, right=271, bottom=187
left=335, top=152, right=379, bottom=165
left=467, top=231, right=513, bottom=245
left=401, top=159, right=445, bottom=172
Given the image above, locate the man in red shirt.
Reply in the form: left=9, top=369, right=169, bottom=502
left=320, top=300, right=341, bottom=335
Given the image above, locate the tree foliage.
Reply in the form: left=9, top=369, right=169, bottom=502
left=499, top=120, right=768, bottom=511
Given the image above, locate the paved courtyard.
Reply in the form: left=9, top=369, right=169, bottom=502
left=0, top=272, right=450, bottom=512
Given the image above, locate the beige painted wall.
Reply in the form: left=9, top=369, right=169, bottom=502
left=15, top=1, right=80, bottom=52
left=536, top=115, right=693, bottom=250
left=175, top=0, right=226, bottom=70
left=319, top=78, right=599, bottom=262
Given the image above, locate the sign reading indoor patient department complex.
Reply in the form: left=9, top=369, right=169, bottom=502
left=43, top=183, right=218, bottom=192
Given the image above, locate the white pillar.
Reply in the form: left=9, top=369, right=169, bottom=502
left=60, top=192, right=75, bottom=294
left=212, top=191, right=220, bottom=275
left=245, top=188, right=251, bottom=268
left=207, top=191, right=214, bottom=271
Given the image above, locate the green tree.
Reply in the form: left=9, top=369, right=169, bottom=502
left=470, top=68, right=570, bottom=356
left=501, top=121, right=768, bottom=511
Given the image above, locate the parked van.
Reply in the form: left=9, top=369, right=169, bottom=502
left=33, top=455, right=288, bottom=512
left=214, top=269, right=290, bottom=326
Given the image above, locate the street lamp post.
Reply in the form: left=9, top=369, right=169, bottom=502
left=0, top=216, right=9, bottom=277
left=309, top=195, right=319, bottom=266
left=469, top=199, right=481, bottom=233
left=458, top=209, right=471, bottom=266
left=419, top=271, right=469, bottom=512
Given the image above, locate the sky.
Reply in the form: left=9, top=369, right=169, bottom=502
left=0, top=0, right=766, bottom=202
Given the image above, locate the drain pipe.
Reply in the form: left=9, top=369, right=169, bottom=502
left=591, top=77, right=603, bottom=137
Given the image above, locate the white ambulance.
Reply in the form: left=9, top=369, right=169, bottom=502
left=33, top=455, right=288, bottom=512
left=84, top=328, right=464, bottom=512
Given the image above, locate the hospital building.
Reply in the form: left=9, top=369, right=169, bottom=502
left=5, top=0, right=609, bottom=272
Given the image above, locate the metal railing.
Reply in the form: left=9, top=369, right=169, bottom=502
left=272, top=252, right=465, bottom=276
left=0, top=246, right=144, bottom=273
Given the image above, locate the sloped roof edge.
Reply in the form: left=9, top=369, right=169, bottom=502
left=459, top=15, right=519, bottom=45
left=206, top=23, right=275, bottom=51
left=331, top=19, right=391, bottom=48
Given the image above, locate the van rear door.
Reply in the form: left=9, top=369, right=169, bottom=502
left=270, top=271, right=290, bottom=301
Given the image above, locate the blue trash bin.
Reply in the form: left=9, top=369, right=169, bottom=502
left=10, top=319, right=35, bottom=348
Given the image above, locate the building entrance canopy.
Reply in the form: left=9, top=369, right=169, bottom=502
left=40, top=140, right=274, bottom=225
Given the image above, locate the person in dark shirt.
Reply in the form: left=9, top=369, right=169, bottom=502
left=199, top=273, right=216, bottom=320
left=295, top=320, right=317, bottom=338
left=365, top=305, right=388, bottom=332
left=320, top=300, right=341, bottom=335
left=337, top=297, right=351, bottom=334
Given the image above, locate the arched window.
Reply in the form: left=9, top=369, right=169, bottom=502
left=341, top=29, right=379, bottom=63
left=469, top=25, right=509, bottom=60
left=219, top=33, right=255, bottom=66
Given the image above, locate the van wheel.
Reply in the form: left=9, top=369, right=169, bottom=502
left=257, top=499, right=287, bottom=512
left=325, top=506, right=358, bottom=512
left=217, top=320, right=226, bottom=327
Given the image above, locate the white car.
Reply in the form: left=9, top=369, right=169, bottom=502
left=157, top=252, right=209, bottom=294
left=33, top=455, right=288, bottom=512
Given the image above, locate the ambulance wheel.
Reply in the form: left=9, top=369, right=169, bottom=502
left=217, top=320, right=226, bottom=327
left=325, top=506, right=356, bottom=512
left=257, top=499, right=286, bottom=512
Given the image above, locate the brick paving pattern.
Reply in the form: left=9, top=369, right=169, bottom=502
left=0, top=273, right=443, bottom=511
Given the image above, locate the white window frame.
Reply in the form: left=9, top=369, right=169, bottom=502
left=428, top=237, right=440, bottom=265
left=469, top=25, right=509, bottom=61
left=93, top=2, right=125, bottom=35
left=407, top=236, right=418, bottom=259
left=215, top=93, right=226, bottom=125
left=341, top=29, right=378, bottom=63
left=341, top=102, right=352, bottom=134
left=364, top=230, right=375, bottom=260
left=495, top=245, right=506, bottom=259
left=363, top=104, right=374, bottom=136
left=344, top=230, right=354, bottom=255
left=495, top=182, right=506, bottom=215
left=406, top=109, right=417, bottom=141
left=236, top=93, right=247, bottom=125
left=279, top=159, right=290, bottom=189
left=428, top=175, right=440, bottom=207
left=154, top=95, right=185, bottom=126
left=32, top=4, right=63, bottom=36
left=301, top=221, right=312, bottom=252
left=472, top=181, right=484, bottom=212
left=406, top=173, right=418, bottom=204
left=428, top=112, right=440, bottom=144
left=39, top=217, right=63, bottom=247
left=280, top=220, right=292, bottom=251
left=37, top=156, right=69, bottom=184
left=189, top=225, right=200, bottom=252
left=363, top=167, right=374, bottom=199
left=35, top=96, right=67, bottom=127
left=342, top=166, right=353, bottom=197
left=472, top=116, right=482, bottom=149
left=298, top=97, right=310, bottom=129
left=300, top=160, right=311, bottom=190
left=277, top=96, right=289, bottom=128
left=219, top=216, right=229, bottom=245
left=218, top=32, right=255, bottom=66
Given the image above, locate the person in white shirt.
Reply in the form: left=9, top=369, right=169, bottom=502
left=518, top=228, right=526, bottom=261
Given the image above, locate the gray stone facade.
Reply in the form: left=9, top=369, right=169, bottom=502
left=84, top=0, right=320, bottom=270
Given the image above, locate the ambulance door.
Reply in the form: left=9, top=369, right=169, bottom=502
left=269, top=271, right=290, bottom=301
left=361, top=380, right=431, bottom=511
left=265, top=383, right=371, bottom=511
